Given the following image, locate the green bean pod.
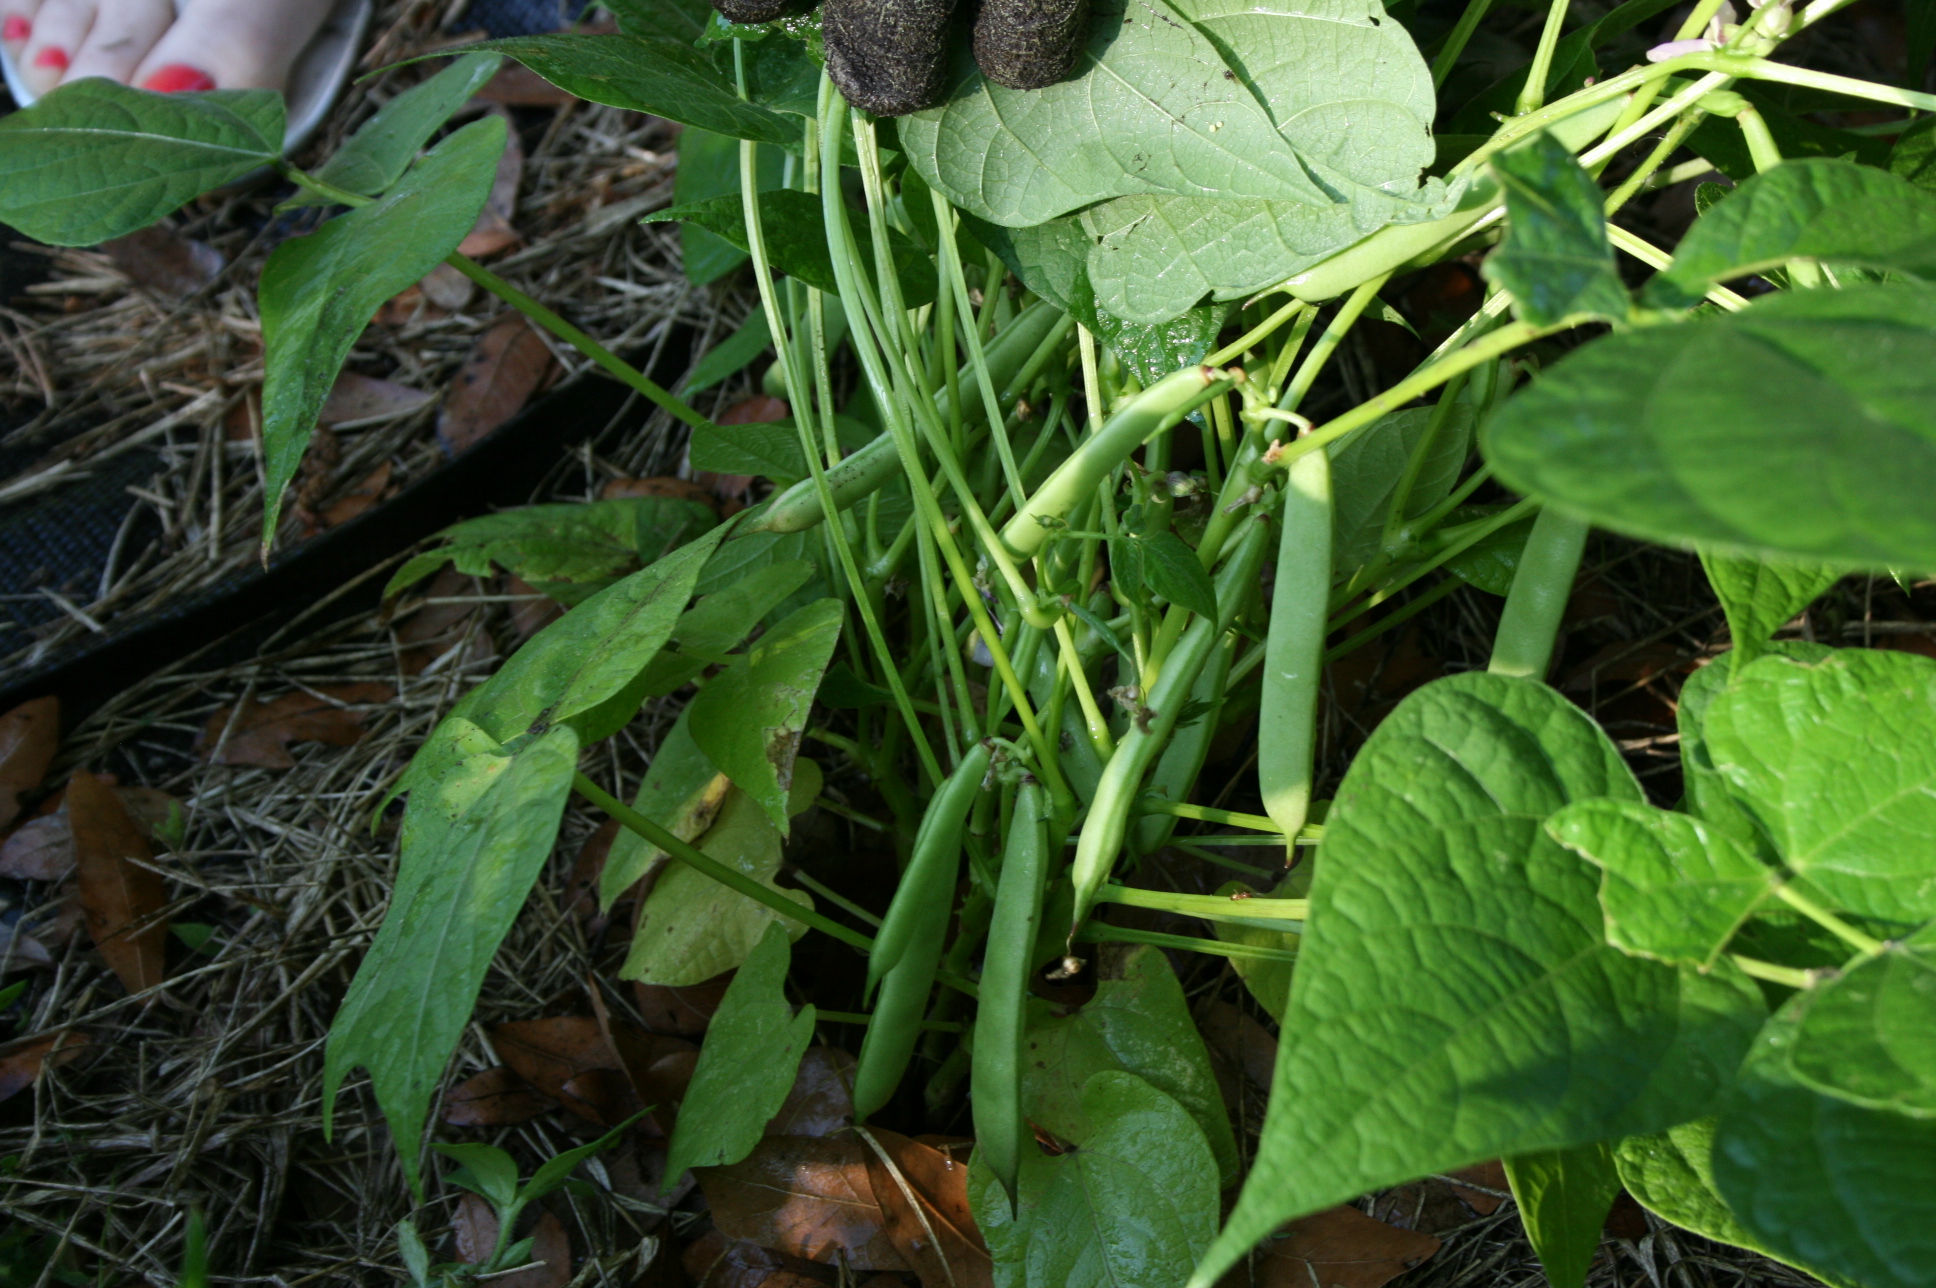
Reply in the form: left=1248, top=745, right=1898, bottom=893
left=973, top=777, right=1049, bottom=1208
left=1067, top=512, right=1274, bottom=936
left=850, top=909, right=948, bottom=1120
left=1258, top=446, right=1332, bottom=843
left=867, top=740, right=993, bottom=994
left=744, top=302, right=1064, bottom=536
left=1000, top=366, right=1231, bottom=559
left=1133, top=629, right=1235, bottom=856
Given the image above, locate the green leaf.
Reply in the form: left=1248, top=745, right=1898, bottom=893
left=1483, top=132, right=1629, bottom=326
left=688, top=418, right=873, bottom=484
left=673, top=127, right=786, bottom=287
left=599, top=705, right=732, bottom=908
left=302, top=53, right=503, bottom=202
left=603, top=0, right=710, bottom=41
left=1482, top=282, right=1936, bottom=571
left=1546, top=799, right=1779, bottom=970
left=1137, top=531, right=1218, bottom=621
left=643, top=189, right=938, bottom=308
left=631, top=555, right=819, bottom=695
left=687, top=598, right=842, bottom=832
left=664, top=923, right=816, bottom=1178
left=899, top=0, right=1435, bottom=230
left=259, top=117, right=504, bottom=546
left=1019, top=944, right=1239, bottom=1185
left=520, top=1116, right=640, bottom=1206
left=395, top=1218, right=432, bottom=1287
left=1704, top=649, right=1936, bottom=924
left=1503, top=1143, right=1622, bottom=1288
left=1699, top=550, right=1843, bottom=667
left=458, top=524, right=729, bottom=745
left=621, top=763, right=821, bottom=985
left=1787, top=921, right=1936, bottom=1116
left=1440, top=504, right=1537, bottom=596
left=324, top=723, right=579, bottom=1194
left=1196, top=673, right=1767, bottom=1287
left=971, top=1071, right=1219, bottom=1288
left=1328, top=403, right=1476, bottom=573
left=434, top=1142, right=521, bottom=1208
left=1890, top=116, right=1936, bottom=195
left=1646, top=160, right=1936, bottom=309
left=1713, top=1003, right=1936, bottom=1288
left=686, top=311, right=773, bottom=391
left=1674, top=642, right=1832, bottom=847
left=473, top=33, right=801, bottom=147
left=0, top=80, right=283, bottom=245
left=385, top=498, right=718, bottom=603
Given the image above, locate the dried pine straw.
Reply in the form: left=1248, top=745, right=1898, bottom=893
left=0, top=0, right=762, bottom=682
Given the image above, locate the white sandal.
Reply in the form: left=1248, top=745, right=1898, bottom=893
left=1, top=0, right=372, bottom=155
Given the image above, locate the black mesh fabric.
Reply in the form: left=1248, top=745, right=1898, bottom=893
left=464, top=0, right=589, bottom=37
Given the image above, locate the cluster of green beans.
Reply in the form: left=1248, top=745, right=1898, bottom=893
left=972, top=776, right=1049, bottom=1207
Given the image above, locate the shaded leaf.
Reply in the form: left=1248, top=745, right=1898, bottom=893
left=1705, top=649, right=1936, bottom=923
left=1213, top=1206, right=1441, bottom=1288
left=674, top=127, right=785, bottom=287
left=665, top=923, right=816, bottom=1178
left=101, top=224, right=224, bottom=299
left=1700, top=550, right=1843, bottom=667
left=1019, top=943, right=1239, bottom=1185
left=0, top=696, right=58, bottom=831
left=0, top=814, right=72, bottom=882
left=601, top=705, right=733, bottom=909
left=698, top=1135, right=910, bottom=1271
left=438, top=314, right=558, bottom=455
left=687, top=311, right=772, bottom=390
left=1787, top=921, right=1936, bottom=1117
left=858, top=1126, right=995, bottom=1288
left=970, top=1071, right=1218, bottom=1288
left=687, top=599, right=842, bottom=832
left=195, top=683, right=395, bottom=768
left=321, top=372, right=432, bottom=426
left=1200, top=674, right=1767, bottom=1285
left=1503, top=1143, right=1621, bottom=1288
left=1546, top=799, right=1779, bottom=969
left=621, top=763, right=821, bottom=986
left=1439, top=504, right=1537, bottom=596
left=1328, top=404, right=1476, bottom=574
left=492, top=1015, right=640, bottom=1125
left=1713, top=1004, right=1936, bottom=1288
left=0, top=81, right=283, bottom=244
left=765, top=1047, right=857, bottom=1137
left=1482, top=283, right=1936, bottom=571
left=452, top=1197, right=570, bottom=1288
left=644, top=189, right=938, bottom=308
left=260, top=117, right=504, bottom=544
left=67, top=771, right=167, bottom=996
left=1484, top=131, right=1628, bottom=326
left=1647, top=160, right=1936, bottom=309
left=1139, top=531, right=1218, bottom=621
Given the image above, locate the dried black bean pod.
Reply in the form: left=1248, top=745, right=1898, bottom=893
left=711, top=0, right=799, bottom=24
left=823, top=0, right=959, bottom=117
left=973, top=0, right=1089, bottom=90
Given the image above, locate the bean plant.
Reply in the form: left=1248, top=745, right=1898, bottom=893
left=4, top=0, right=1935, bottom=1282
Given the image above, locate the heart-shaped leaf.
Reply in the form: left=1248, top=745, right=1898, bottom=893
left=1787, top=921, right=1936, bottom=1117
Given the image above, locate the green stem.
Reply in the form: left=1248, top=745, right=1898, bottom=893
left=1094, top=884, right=1309, bottom=923
left=1517, top=0, right=1575, bottom=116
left=1488, top=506, right=1587, bottom=680
left=1736, top=105, right=1786, bottom=172
left=818, top=1010, right=964, bottom=1032
left=1133, top=798, right=1284, bottom=833
left=1074, top=922, right=1301, bottom=963
left=1325, top=574, right=1465, bottom=663
left=1774, top=883, right=1888, bottom=957
left=1431, top=0, right=1498, bottom=89
left=574, top=773, right=874, bottom=953
left=1280, top=276, right=1389, bottom=412
left=1207, top=298, right=1309, bottom=367
left=1729, top=953, right=1814, bottom=990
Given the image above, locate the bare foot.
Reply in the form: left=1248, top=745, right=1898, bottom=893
left=3, top=0, right=336, bottom=99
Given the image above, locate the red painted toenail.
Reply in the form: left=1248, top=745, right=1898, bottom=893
left=140, top=63, right=216, bottom=93
left=1, top=15, right=30, bottom=42
left=32, top=45, right=68, bottom=70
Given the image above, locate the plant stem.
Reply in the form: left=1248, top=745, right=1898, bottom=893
left=1603, top=109, right=1705, bottom=215
left=1705, top=53, right=1936, bottom=113
left=817, top=1009, right=964, bottom=1031
left=1208, top=298, right=1309, bottom=366
left=1517, top=0, right=1575, bottom=116
left=1774, top=883, right=1888, bottom=957
left=1325, top=574, right=1465, bottom=663
left=1075, top=922, right=1301, bottom=963
left=1280, top=276, right=1389, bottom=412
left=573, top=773, right=874, bottom=953
left=1728, top=953, right=1814, bottom=989
left=1432, top=0, right=1498, bottom=88
left=1133, top=798, right=1285, bottom=833
left=1607, top=226, right=1749, bottom=309
left=1488, top=506, right=1587, bottom=680
left=1094, top=884, right=1310, bottom=923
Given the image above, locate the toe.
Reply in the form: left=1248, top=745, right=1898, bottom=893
left=2, top=0, right=44, bottom=52
left=64, top=0, right=171, bottom=86
left=131, top=0, right=334, bottom=91
left=17, top=0, right=91, bottom=95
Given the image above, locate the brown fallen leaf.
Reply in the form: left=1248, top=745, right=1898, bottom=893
left=698, top=1136, right=909, bottom=1272
left=633, top=972, right=731, bottom=1035
left=587, top=985, right=697, bottom=1134
left=1561, top=640, right=1691, bottom=693
left=453, top=1195, right=570, bottom=1288
left=458, top=107, right=525, bottom=260
left=1218, top=1206, right=1440, bottom=1288
left=1371, top=1171, right=1497, bottom=1235
left=0, top=921, right=53, bottom=967
left=196, top=683, right=395, bottom=768
left=856, top=1126, right=993, bottom=1288
left=420, top=261, right=478, bottom=312
left=600, top=476, right=722, bottom=510
left=475, top=62, right=579, bottom=106
left=1443, top=1160, right=1509, bottom=1215
left=0, top=1029, right=87, bottom=1103
left=566, top=819, right=622, bottom=926
left=67, top=772, right=166, bottom=996
left=444, top=1066, right=553, bottom=1127
left=764, top=1047, right=856, bottom=1138
left=0, top=696, right=59, bottom=830
left=317, top=462, right=396, bottom=529
left=438, top=314, right=558, bottom=455
left=0, top=784, right=184, bottom=882
left=506, top=575, right=564, bottom=640
left=680, top=1229, right=790, bottom=1288
left=101, top=224, right=224, bottom=299
left=494, top=1016, right=621, bottom=1123
left=320, top=372, right=433, bottom=426
left=395, top=566, right=488, bottom=675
